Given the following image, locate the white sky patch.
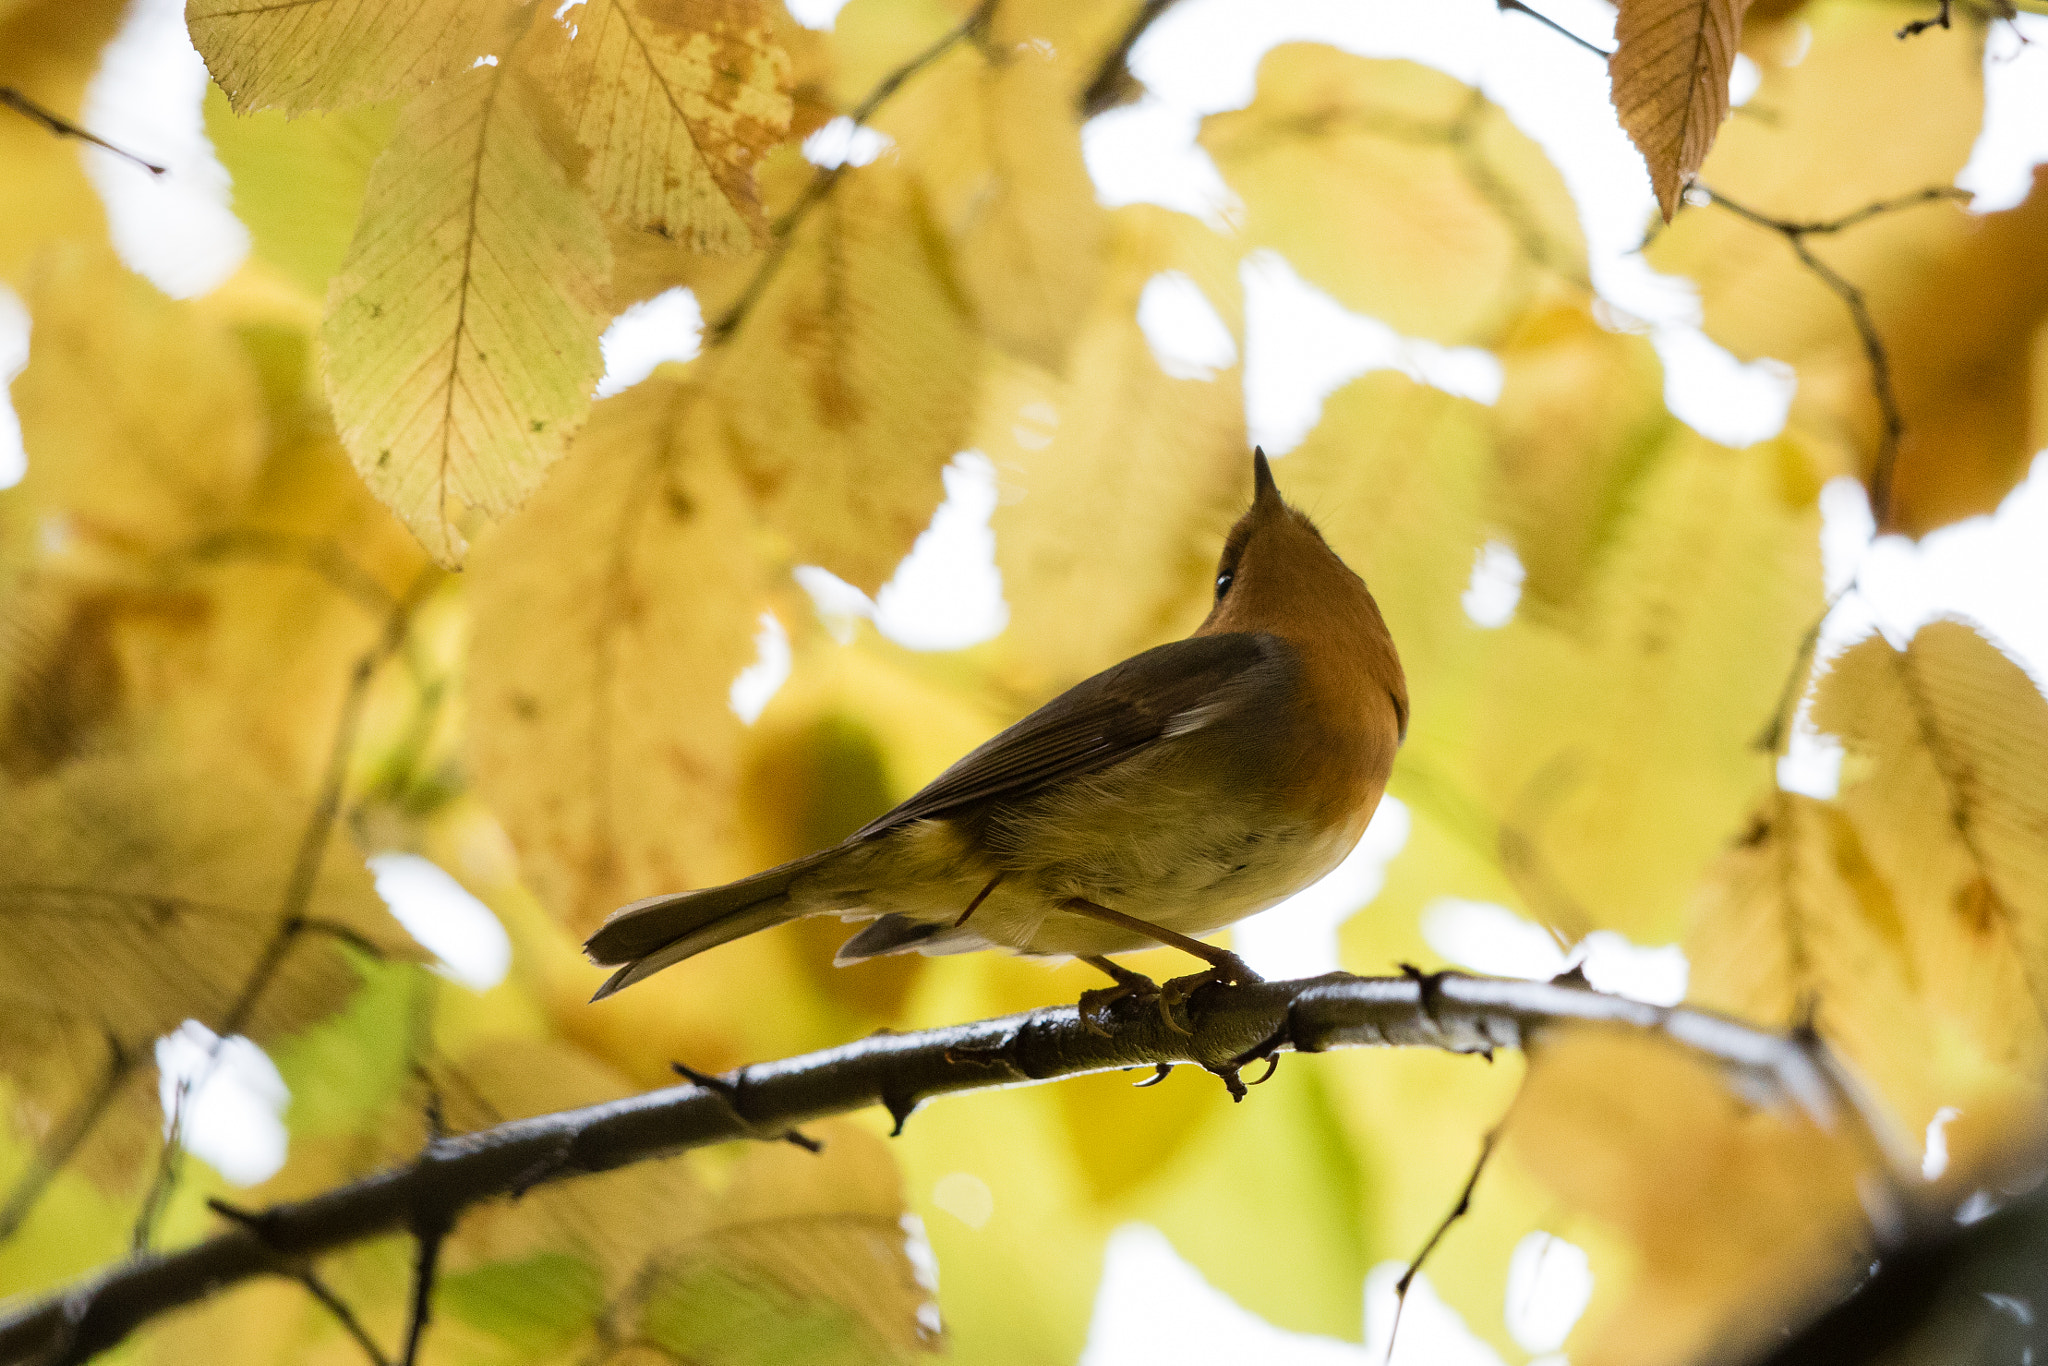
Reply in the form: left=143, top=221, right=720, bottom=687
left=729, top=611, right=791, bottom=723
left=786, top=0, right=852, bottom=30
left=1648, top=325, right=1795, bottom=449
left=1421, top=898, right=1689, bottom=1006
left=1235, top=797, right=1409, bottom=979
left=1242, top=252, right=1499, bottom=455
left=0, top=286, right=27, bottom=489
left=873, top=452, right=1010, bottom=651
left=803, top=116, right=893, bottom=170
left=1085, top=1224, right=1421, bottom=1365
left=1462, top=540, right=1525, bottom=628
left=83, top=0, right=249, bottom=298
left=1815, top=452, right=2048, bottom=684
left=595, top=287, right=702, bottom=398
left=1956, top=14, right=2048, bottom=213
left=156, top=1021, right=289, bottom=1186
left=1082, top=98, right=1240, bottom=226
left=367, top=852, right=511, bottom=991
left=1504, top=1232, right=1593, bottom=1353
left=932, top=1172, right=994, bottom=1230
left=794, top=564, right=873, bottom=644
left=1923, top=1105, right=1962, bottom=1180
left=1728, top=52, right=1762, bottom=107
left=1776, top=723, right=1843, bottom=800
left=1137, top=271, right=1238, bottom=379
left=1364, top=1263, right=1510, bottom=1366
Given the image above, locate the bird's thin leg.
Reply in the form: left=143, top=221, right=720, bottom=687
left=1061, top=899, right=1262, bottom=1034
left=1075, top=955, right=1159, bottom=1038
left=1060, top=899, right=1262, bottom=984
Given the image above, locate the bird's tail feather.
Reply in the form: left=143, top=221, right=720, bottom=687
left=584, top=850, right=835, bottom=1000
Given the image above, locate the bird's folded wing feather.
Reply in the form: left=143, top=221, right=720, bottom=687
left=848, top=631, right=1290, bottom=842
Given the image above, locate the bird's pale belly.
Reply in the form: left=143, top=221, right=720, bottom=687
left=794, top=761, right=1370, bottom=960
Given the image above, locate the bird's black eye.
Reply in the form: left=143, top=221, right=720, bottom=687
left=1214, top=571, right=1234, bottom=599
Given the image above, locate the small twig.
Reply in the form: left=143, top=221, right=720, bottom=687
left=130, top=568, right=439, bottom=1251
left=0, top=1038, right=136, bottom=1244
left=0, top=87, right=164, bottom=175
left=706, top=0, right=999, bottom=344
left=1897, top=0, right=1953, bottom=37
left=399, top=1217, right=448, bottom=1366
left=299, top=1270, right=393, bottom=1366
left=1696, top=183, right=1970, bottom=529
left=1495, top=0, right=1614, bottom=56
left=671, top=1061, right=822, bottom=1152
left=1385, top=1127, right=1502, bottom=1364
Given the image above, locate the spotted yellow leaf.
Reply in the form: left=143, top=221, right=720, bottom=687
left=187, top=0, right=515, bottom=115
left=525, top=0, right=792, bottom=253
left=323, top=62, right=611, bottom=567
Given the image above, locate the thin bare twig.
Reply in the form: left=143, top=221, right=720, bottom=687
left=1695, top=183, right=1970, bottom=530
left=1897, top=0, right=1953, bottom=37
left=1385, top=1126, right=1502, bottom=1364
left=0, top=87, right=164, bottom=175
left=705, top=0, right=999, bottom=345
left=129, top=568, right=441, bottom=1252
left=297, top=1270, right=393, bottom=1366
left=0, top=970, right=1858, bottom=1366
left=398, top=1216, right=448, bottom=1366
left=0, top=1039, right=137, bottom=1243
left=1495, top=0, right=1614, bottom=56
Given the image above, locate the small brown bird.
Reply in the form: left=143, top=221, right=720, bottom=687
left=587, top=450, right=1407, bottom=1015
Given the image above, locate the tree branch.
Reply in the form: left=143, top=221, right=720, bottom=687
left=0, top=970, right=1845, bottom=1365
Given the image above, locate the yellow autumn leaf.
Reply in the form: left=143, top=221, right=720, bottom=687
left=0, top=746, right=415, bottom=1173
left=5, top=245, right=264, bottom=560
left=467, top=374, right=768, bottom=937
left=187, top=0, right=515, bottom=115
left=978, top=205, right=1245, bottom=689
left=1686, top=791, right=1937, bottom=1120
left=882, top=40, right=1107, bottom=370
left=1200, top=44, right=1587, bottom=347
left=1609, top=0, right=1753, bottom=221
left=524, top=0, right=792, bottom=253
left=1813, top=619, right=2048, bottom=1068
left=1509, top=1029, right=1870, bottom=1366
left=323, top=62, right=612, bottom=567
left=707, top=158, right=981, bottom=593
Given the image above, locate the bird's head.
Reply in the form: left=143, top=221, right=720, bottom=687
left=1198, top=449, right=1407, bottom=733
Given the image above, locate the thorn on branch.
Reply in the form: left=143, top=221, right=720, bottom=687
left=1385, top=1126, right=1502, bottom=1366
left=671, top=1061, right=823, bottom=1152
left=1133, top=1062, right=1174, bottom=1088
left=0, top=87, right=165, bottom=174
left=882, top=1089, right=920, bottom=1138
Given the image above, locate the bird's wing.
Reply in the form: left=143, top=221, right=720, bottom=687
left=848, top=631, right=1292, bottom=842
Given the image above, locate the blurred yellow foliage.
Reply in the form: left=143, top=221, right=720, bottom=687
left=4, top=0, right=2048, bottom=1363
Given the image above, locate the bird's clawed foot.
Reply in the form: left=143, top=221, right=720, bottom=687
left=1078, top=957, right=1161, bottom=1037
left=1158, top=951, right=1263, bottom=1034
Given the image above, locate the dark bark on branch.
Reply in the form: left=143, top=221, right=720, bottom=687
left=0, top=970, right=1840, bottom=1366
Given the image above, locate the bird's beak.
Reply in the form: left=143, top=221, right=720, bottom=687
left=1252, top=447, right=1280, bottom=506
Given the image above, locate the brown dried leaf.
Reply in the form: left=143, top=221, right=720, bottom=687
left=467, top=374, right=767, bottom=936
left=322, top=63, right=611, bottom=567
left=186, top=0, right=515, bottom=115
left=1610, top=0, right=1753, bottom=221
left=707, top=159, right=981, bottom=593
left=525, top=0, right=792, bottom=253
left=1813, top=619, right=2048, bottom=1068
